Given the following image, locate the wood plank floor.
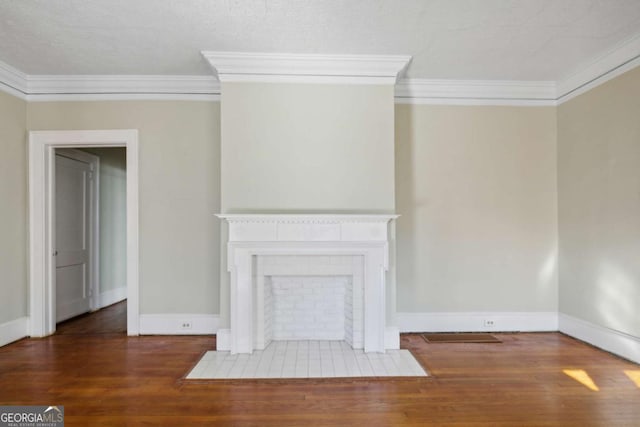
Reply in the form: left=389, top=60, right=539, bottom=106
left=1, top=302, right=638, bottom=426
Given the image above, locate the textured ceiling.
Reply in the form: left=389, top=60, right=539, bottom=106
left=1, top=0, right=639, bottom=81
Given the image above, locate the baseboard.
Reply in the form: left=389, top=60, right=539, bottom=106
left=559, top=313, right=640, bottom=364
left=216, top=329, right=231, bottom=350
left=0, top=317, right=29, bottom=347
left=139, top=314, right=219, bottom=335
left=57, top=298, right=93, bottom=323
left=385, top=326, right=400, bottom=349
left=98, top=287, right=127, bottom=309
left=397, top=311, right=558, bottom=333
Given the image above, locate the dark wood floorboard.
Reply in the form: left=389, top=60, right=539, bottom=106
left=1, top=303, right=638, bottom=426
left=56, top=300, right=127, bottom=335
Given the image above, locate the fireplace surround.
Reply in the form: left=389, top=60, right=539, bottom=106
left=216, top=214, right=398, bottom=354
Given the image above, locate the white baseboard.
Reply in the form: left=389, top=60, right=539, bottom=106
left=385, top=326, right=400, bottom=349
left=559, top=313, right=640, bottom=364
left=0, top=317, right=29, bottom=347
left=98, top=287, right=127, bottom=309
left=397, top=311, right=559, bottom=333
left=57, top=298, right=92, bottom=323
left=216, top=328, right=231, bottom=350
left=139, top=314, right=219, bottom=335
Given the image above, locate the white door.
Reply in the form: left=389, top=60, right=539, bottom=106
left=55, top=150, right=97, bottom=322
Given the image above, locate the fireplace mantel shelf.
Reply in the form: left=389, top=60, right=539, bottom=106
left=216, top=213, right=399, bottom=223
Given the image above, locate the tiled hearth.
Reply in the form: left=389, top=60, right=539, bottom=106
left=187, top=340, right=427, bottom=379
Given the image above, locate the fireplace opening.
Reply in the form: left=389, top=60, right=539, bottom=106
left=255, top=255, right=364, bottom=350
left=266, top=275, right=351, bottom=342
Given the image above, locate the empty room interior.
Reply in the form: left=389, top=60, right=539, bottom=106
left=0, top=1, right=639, bottom=425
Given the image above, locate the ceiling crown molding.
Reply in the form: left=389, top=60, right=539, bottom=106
left=395, top=79, right=557, bottom=106
left=26, top=75, right=219, bottom=95
left=0, top=72, right=220, bottom=101
left=201, top=51, right=412, bottom=84
left=1, top=38, right=639, bottom=104
left=556, top=33, right=640, bottom=104
left=0, top=60, right=28, bottom=99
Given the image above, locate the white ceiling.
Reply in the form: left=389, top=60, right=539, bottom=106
left=1, top=0, right=640, bottom=81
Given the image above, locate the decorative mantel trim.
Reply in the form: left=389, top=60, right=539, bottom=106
left=217, top=213, right=399, bottom=223
left=201, top=52, right=412, bottom=85
left=216, top=214, right=398, bottom=243
left=218, top=214, right=398, bottom=354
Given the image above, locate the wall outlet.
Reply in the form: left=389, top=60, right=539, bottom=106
left=483, top=319, right=496, bottom=328
left=180, top=321, right=193, bottom=330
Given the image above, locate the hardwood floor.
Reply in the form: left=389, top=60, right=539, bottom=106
left=1, top=304, right=638, bottom=426
left=56, top=301, right=127, bottom=336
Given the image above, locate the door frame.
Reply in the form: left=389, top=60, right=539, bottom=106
left=29, top=129, right=139, bottom=336
left=55, top=148, right=101, bottom=317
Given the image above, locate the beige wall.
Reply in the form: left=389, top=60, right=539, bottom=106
left=558, top=66, right=640, bottom=337
left=1, top=66, right=635, bottom=339
left=395, top=104, right=558, bottom=312
left=27, top=101, right=221, bottom=315
left=0, top=91, right=27, bottom=324
left=220, top=82, right=395, bottom=213
left=81, top=147, right=127, bottom=296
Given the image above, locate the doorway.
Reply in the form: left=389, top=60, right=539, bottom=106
left=54, top=147, right=128, bottom=331
left=54, top=148, right=99, bottom=323
left=28, top=130, right=139, bottom=337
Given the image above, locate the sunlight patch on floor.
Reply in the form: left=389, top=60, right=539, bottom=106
left=624, top=370, right=640, bottom=388
left=563, top=369, right=599, bottom=391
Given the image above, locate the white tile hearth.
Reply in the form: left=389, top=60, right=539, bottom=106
left=186, top=340, right=427, bottom=379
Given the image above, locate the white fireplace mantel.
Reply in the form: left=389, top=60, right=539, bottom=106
left=216, top=214, right=399, bottom=354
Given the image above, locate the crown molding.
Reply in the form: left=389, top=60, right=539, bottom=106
left=0, top=59, right=28, bottom=99
left=1, top=37, right=639, bottom=104
left=0, top=70, right=220, bottom=101
left=556, top=33, right=640, bottom=104
left=25, top=93, right=220, bottom=102
left=202, top=51, right=412, bottom=85
left=26, top=74, right=219, bottom=95
left=395, top=79, right=557, bottom=106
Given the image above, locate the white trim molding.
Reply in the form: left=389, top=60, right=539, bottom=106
left=98, top=287, right=128, bottom=310
left=0, top=59, right=27, bottom=99
left=0, top=66, right=220, bottom=101
left=28, top=129, right=140, bottom=337
left=26, top=93, right=220, bottom=102
left=397, top=311, right=559, bottom=333
left=556, top=33, right=640, bottom=104
left=395, top=79, right=557, bottom=106
left=0, top=317, right=29, bottom=347
left=216, top=329, right=231, bottom=350
left=26, top=74, right=219, bottom=95
left=559, top=313, right=640, bottom=364
left=202, top=51, right=412, bottom=85
left=1, top=36, right=639, bottom=104
left=139, top=314, right=219, bottom=335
